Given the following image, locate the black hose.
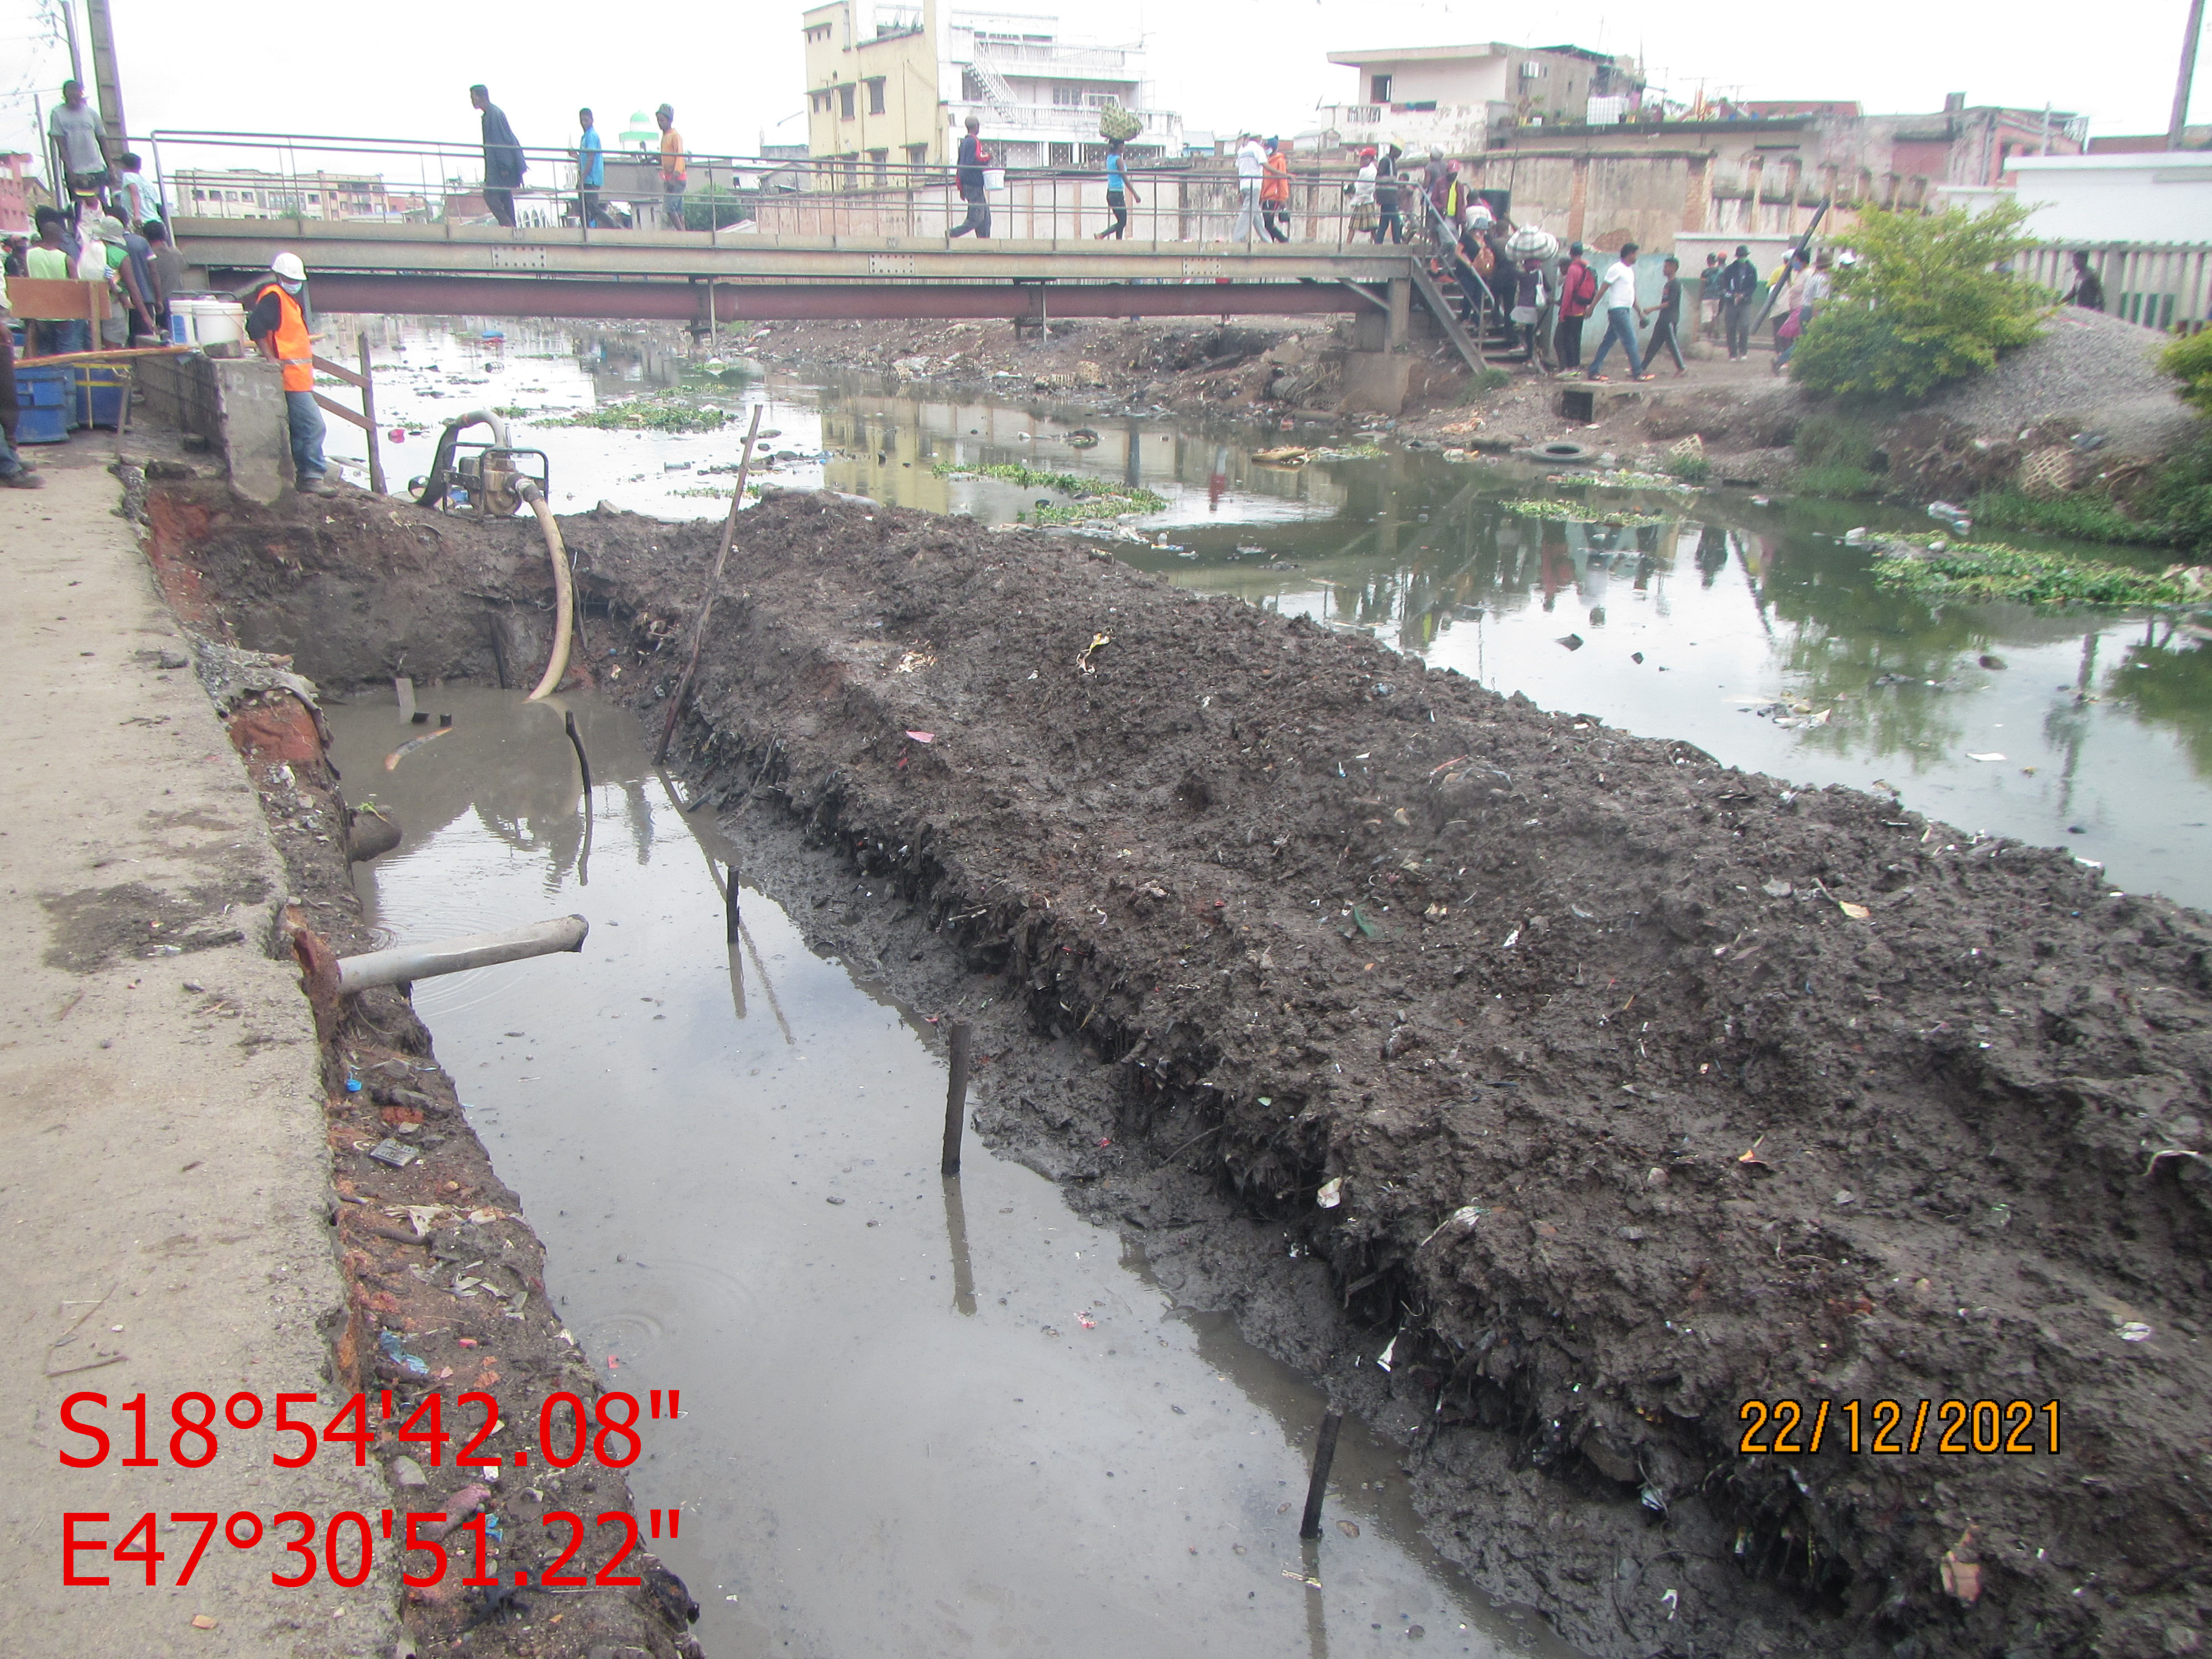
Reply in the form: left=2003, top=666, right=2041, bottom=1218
left=411, top=421, right=464, bottom=508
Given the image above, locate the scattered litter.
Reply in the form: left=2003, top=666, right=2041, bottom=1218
left=1557, top=633, right=1584, bottom=651
left=904, top=731, right=935, bottom=744
left=1251, top=446, right=1310, bottom=467
left=1375, top=1334, right=1397, bottom=1372
left=1336, top=1519, right=1361, bottom=1538
left=1661, top=1588, right=1679, bottom=1619
left=392, top=1455, right=429, bottom=1487
left=1940, top=1530, right=1982, bottom=1604
left=1761, top=879, right=1793, bottom=898
left=1737, top=1136, right=1771, bottom=1168
left=368, top=1138, right=420, bottom=1168
left=377, top=1329, right=430, bottom=1377
left=1078, top=632, right=1113, bottom=674
left=1838, top=901, right=1871, bottom=920
left=1966, top=752, right=2006, bottom=763
left=192, top=1614, right=218, bottom=1630
left=384, top=728, right=452, bottom=770
left=1316, top=1176, right=1345, bottom=1209
left=2118, top=1321, right=2154, bottom=1342
left=1418, top=1205, right=1483, bottom=1248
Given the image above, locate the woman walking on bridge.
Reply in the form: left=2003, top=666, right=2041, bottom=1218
left=1095, top=137, right=1140, bottom=240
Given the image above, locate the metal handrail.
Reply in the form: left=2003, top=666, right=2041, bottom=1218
left=147, top=128, right=1406, bottom=248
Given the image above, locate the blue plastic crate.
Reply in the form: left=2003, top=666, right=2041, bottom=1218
left=17, top=364, right=72, bottom=444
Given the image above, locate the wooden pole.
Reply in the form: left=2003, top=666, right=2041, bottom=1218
left=564, top=711, right=592, bottom=792
left=654, top=404, right=764, bottom=765
left=940, top=1021, right=972, bottom=1177
left=358, top=331, right=386, bottom=496
left=2174, top=0, right=2208, bottom=149
left=1297, top=1409, right=1345, bottom=1540
left=724, top=862, right=740, bottom=942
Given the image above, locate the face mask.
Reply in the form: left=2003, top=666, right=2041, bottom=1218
left=279, top=279, right=303, bottom=295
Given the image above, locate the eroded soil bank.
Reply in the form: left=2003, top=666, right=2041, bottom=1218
left=153, top=477, right=2212, bottom=1659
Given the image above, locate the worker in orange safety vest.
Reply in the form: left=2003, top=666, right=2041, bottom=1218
left=245, top=251, right=333, bottom=495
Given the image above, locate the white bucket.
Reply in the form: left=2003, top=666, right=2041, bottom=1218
left=171, top=294, right=247, bottom=348
left=983, top=168, right=1006, bottom=193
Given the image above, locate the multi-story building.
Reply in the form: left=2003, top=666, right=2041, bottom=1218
left=175, top=168, right=391, bottom=221
left=800, top=1, right=1180, bottom=184
left=1316, top=41, right=1642, bottom=154
left=0, top=153, right=33, bottom=232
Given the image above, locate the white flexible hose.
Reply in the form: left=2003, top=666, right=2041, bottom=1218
left=520, top=481, right=573, bottom=702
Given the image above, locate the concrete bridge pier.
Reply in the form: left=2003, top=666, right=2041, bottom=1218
left=1342, top=275, right=1412, bottom=415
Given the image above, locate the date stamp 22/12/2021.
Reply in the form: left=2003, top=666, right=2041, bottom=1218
left=1738, top=1398, right=2061, bottom=1457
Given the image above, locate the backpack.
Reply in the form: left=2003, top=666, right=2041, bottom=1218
left=1564, top=262, right=1597, bottom=314
left=1470, top=239, right=1495, bottom=278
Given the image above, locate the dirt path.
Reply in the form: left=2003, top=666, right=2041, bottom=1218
left=0, top=453, right=396, bottom=1655
left=160, top=482, right=2212, bottom=1659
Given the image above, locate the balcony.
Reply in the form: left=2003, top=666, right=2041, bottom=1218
left=951, top=98, right=1180, bottom=139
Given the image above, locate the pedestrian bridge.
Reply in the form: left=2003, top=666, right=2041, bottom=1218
left=174, top=217, right=1422, bottom=328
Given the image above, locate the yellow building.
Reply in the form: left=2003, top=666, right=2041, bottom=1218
left=803, top=0, right=945, bottom=184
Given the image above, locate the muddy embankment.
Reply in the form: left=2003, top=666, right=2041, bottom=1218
left=154, top=476, right=2212, bottom=1659
left=138, top=470, right=706, bottom=1659
left=750, top=314, right=1470, bottom=427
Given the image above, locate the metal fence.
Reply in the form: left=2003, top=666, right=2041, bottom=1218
left=2020, top=242, right=2212, bottom=333
left=142, top=129, right=1443, bottom=249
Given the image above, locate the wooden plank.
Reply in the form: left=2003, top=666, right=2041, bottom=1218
left=311, top=353, right=367, bottom=388
left=314, top=392, right=373, bottom=431
left=8, top=278, right=112, bottom=322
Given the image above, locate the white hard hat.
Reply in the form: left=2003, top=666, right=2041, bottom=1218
left=270, top=251, right=306, bottom=282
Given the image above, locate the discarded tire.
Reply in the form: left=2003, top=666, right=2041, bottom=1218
left=1533, top=441, right=1595, bottom=464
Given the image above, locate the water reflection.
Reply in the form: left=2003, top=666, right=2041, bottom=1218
left=326, top=315, right=2211, bottom=910
left=326, top=686, right=1563, bottom=1659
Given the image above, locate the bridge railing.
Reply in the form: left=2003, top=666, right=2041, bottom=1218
left=2018, top=242, right=2212, bottom=333
left=143, top=128, right=1432, bottom=249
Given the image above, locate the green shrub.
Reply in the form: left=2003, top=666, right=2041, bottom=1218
left=1462, top=367, right=1512, bottom=401
left=1796, top=464, right=1883, bottom=498
left=2138, top=435, right=2212, bottom=552
left=1967, top=488, right=2172, bottom=547
left=1662, top=451, right=1712, bottom=484
left=1793, top=410, right=1886, bottom=473
left=2158, top=330, right=2212, bottom=416
left=1788, top=202, right=2047, bottom=405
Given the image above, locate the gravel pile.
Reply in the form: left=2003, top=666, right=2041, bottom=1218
left=1927, top=305, right=2196, bottom=457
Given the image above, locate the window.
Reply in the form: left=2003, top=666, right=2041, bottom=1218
left=811, top=89, right=833, bottom=113
left=906, top=142, right=929, bottom=168
left=1048, top=142, right=1073, bottom=166
left=961, top=69, right=985, bottom=102
left=867, top=77, right=886, bottom=114
left=1370, top=73, right=1392, bottom=103
left=1052, top=84, right=1083, bottom=107
left=870, top=148, right=889, bottom=185
left=804, top=23, right=831, bottom=41
left=838, top=84, right=856, bottom=119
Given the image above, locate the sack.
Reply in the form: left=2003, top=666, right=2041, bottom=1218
left=1470, top=242, right=1495, bottom=277
left=1777, top=308, right=1804, bottom=342
left=1098, top=102, right=1142, bottom=141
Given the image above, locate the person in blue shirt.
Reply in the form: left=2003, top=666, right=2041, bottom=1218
left=576, top=108, right=608, bottom=227
left=1094, top=137, right=1140, bottom=240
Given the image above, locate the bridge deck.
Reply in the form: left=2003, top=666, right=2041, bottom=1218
left=173, top=218, right=1418, bottom=324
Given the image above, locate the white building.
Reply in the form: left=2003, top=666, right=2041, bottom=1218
left=942, top=9, right=1181, bottom=169
left=1316, top=41, right=1640, bottom=155
left=2004, top=151, right=2212, bottom=244
left=177, top=168, right=391, bottom=221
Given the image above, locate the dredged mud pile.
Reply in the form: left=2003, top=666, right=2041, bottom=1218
left=159, top=480, right=2212, bottom=1659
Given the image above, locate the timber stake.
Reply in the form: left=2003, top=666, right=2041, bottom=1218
left=655, top=405, right=764, bottom=765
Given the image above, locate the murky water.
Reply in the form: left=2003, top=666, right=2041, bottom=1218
left=328, top=688, right=1565, bottom=1659
left=321, top=315, right=2211, bottom=911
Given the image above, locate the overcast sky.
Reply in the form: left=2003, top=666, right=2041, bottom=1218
left=2, top=0, right=2200, bottom=175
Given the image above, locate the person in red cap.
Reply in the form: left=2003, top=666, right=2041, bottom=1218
left=246, top=252, right=333, bottom=494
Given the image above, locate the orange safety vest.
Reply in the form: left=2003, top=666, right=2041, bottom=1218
left=252, top=279, right=315, bottom=393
